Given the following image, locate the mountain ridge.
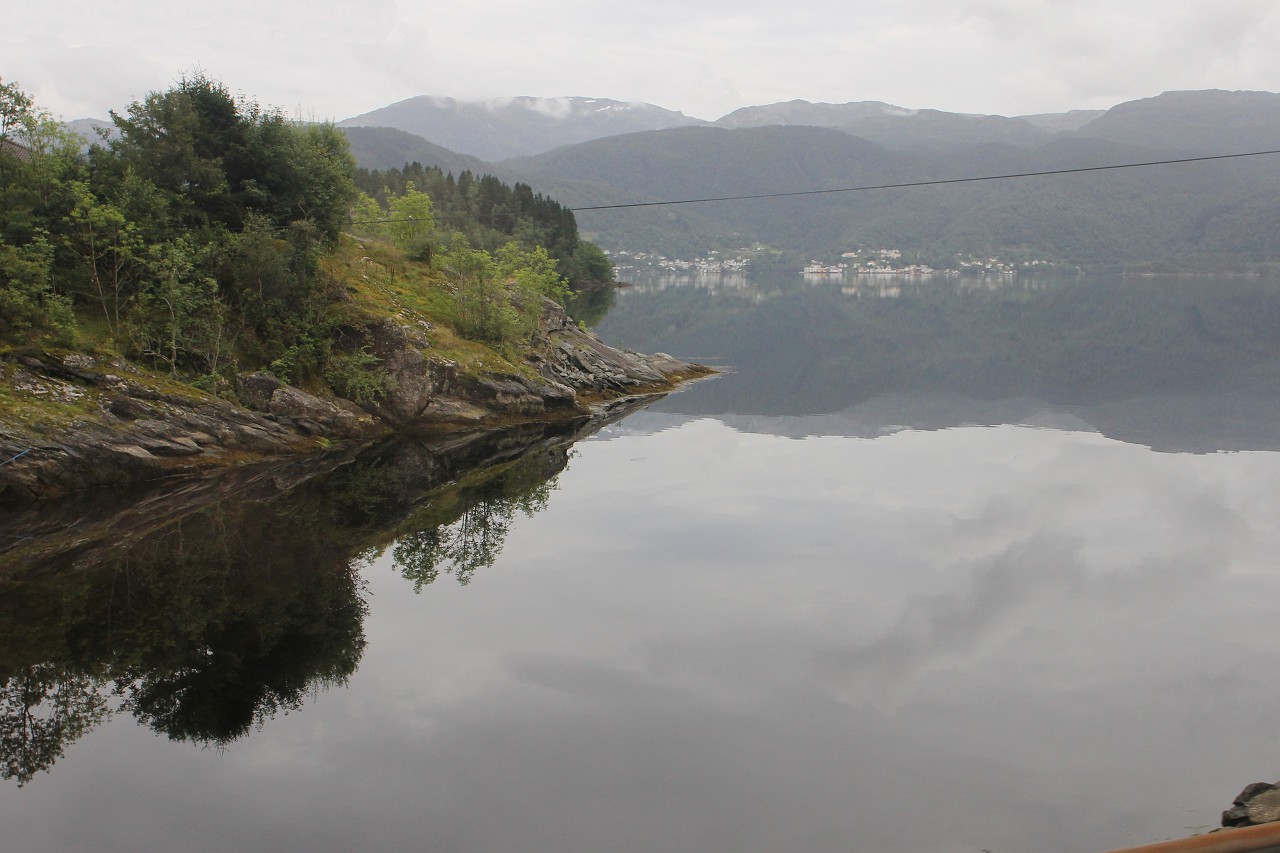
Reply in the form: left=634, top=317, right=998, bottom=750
left=330, top=87, right=1280, bottom=163
left=77, top=87, right=1277, bottom=270
left=338, top=94, right=705, bottom=161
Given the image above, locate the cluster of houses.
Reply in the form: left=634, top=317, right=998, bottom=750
left=606, top=246, right=1064, bottom=279
left=607, top=249, right=753, bottom=275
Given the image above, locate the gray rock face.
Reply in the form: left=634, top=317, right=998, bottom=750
left=531, top=298, right=696, bottom=393
left=351, top=315, right=581, bottom=429
left=234, top=373, right=375, bottom=437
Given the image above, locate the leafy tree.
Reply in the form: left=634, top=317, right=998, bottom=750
left=495, top=241, right=568, bottom=303
left=562, top=241, right=615, bottom=286
left=0, top=234, right=74, bottom=337
left=385, top=180, right=435, bottom=260
left=349, top=190, right=384, bottom=240
left=0, top=79, right=34, bottom=142
left=285, top=123, right=358, bottom=244
left=438, top=234, right=511, bottom=343
left=435, top=237, right=570, bottom=346
left=107, top=72, right=355, bottom=243
left=0, top=78, right=83, bottom=337
left=132, top=236, right=226, bottom=375
left=353, top=162, right=614, bottom=288
left=66, top=180, right=145, bottom=342
left=324, top=347, right=395, bottom=404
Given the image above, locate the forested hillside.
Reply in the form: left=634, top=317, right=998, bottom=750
left=354, top=162, right=612, bottom=287
left=0, top=74, right=613, bottom=409
left=340, top=125, right=490, bottom=173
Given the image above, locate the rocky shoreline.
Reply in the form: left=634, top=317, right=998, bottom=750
left=0, top=298, right=709, bottom=502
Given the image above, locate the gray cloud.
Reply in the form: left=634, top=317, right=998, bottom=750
left=7, top=0, right=1280, bottom=122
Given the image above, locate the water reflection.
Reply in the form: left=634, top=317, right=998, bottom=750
left=596, top=273, right=1280, bottom=452
left=386, top=454, right=559, bottom=590
left=0, top=406, right=643, bottom=786
left=0, top=464, right=369, bottom=782
left=565, top=286, right=617, bottom=327
left=10, top=273, right=1280, bottom=851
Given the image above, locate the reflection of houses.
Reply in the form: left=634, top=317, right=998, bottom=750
left=802, top=262, right=847, bottom=275
left=855, top=264, right=939, bottom=276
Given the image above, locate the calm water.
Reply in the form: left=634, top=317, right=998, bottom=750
left=6, top=272, right=1280, bottom=852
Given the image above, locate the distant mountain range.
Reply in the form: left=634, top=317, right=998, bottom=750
left=498, top=89, right=1280, bottom=267
left=334, top=87, right=1280, bottom=164
left=713, top=100, right=1055, bottom=151
left=71, top=88, right=1280, bottom=268
left=336, top=93, right=1117, bottom=160
left=1070, top=89, right=1280, bottom=153
left=338, top=95, right=705, bottom=161
left=64, top=117, right=117, bottom=145
left=339, top=89, right=1280, bottom=163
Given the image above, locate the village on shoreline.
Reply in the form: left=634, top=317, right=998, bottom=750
left=605, top=245, right=1073, bottom=279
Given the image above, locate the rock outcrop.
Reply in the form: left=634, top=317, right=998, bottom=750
left=0, top=354, right=381, bottom=501
left=1223, top=782, right=1280, bottom=827
left=532, top=298, right=695, bottom=395
left=0, top=301, right=707, bottom=502
left=355, top=299, right=701, bottom=430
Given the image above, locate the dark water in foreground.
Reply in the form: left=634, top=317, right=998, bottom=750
left=6, top=273, right=1280, bottom=852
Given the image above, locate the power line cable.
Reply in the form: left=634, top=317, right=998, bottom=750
left=565, top=149, right=1280, bottom=212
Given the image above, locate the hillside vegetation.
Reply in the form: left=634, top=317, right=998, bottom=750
left=0, top=74, right=614, bottom=418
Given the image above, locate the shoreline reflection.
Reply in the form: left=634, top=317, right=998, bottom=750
left=0, top=404, right=648, bottom=785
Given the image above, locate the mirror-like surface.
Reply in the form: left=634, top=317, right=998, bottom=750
left=5, top=273, right=1280, bottom=852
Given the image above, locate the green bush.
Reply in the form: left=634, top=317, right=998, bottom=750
left=325, top=348, right=396, bottom=404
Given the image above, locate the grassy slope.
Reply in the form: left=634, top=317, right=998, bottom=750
left=0, top=235, right=539, bottom=444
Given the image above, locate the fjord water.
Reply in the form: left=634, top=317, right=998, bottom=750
left=6, top=272, right=1280, bottom=852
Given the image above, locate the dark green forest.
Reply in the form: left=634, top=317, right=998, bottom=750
left=354, top=161, right=613, bottom=286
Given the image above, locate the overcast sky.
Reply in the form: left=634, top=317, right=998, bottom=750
left=7, top=0, right=1280, bottom=122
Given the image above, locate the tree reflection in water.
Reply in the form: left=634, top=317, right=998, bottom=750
left=0, top=408, right=636, bottom=786
left=0, top=493, right=368, bottom=784
left=0, top=665, right=107, bottom=786
left=388, top=449, right=559, bottom=589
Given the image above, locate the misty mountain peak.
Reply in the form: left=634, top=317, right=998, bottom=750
left=339, top=95, right=705, bottom=161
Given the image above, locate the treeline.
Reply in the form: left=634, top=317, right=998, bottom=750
left=354, top=162, right=613, bottom=287
left=0, top=74, right=613, bottom=395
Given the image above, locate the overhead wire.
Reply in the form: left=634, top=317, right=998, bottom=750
left=564, top=148, right=1280, bottom=211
